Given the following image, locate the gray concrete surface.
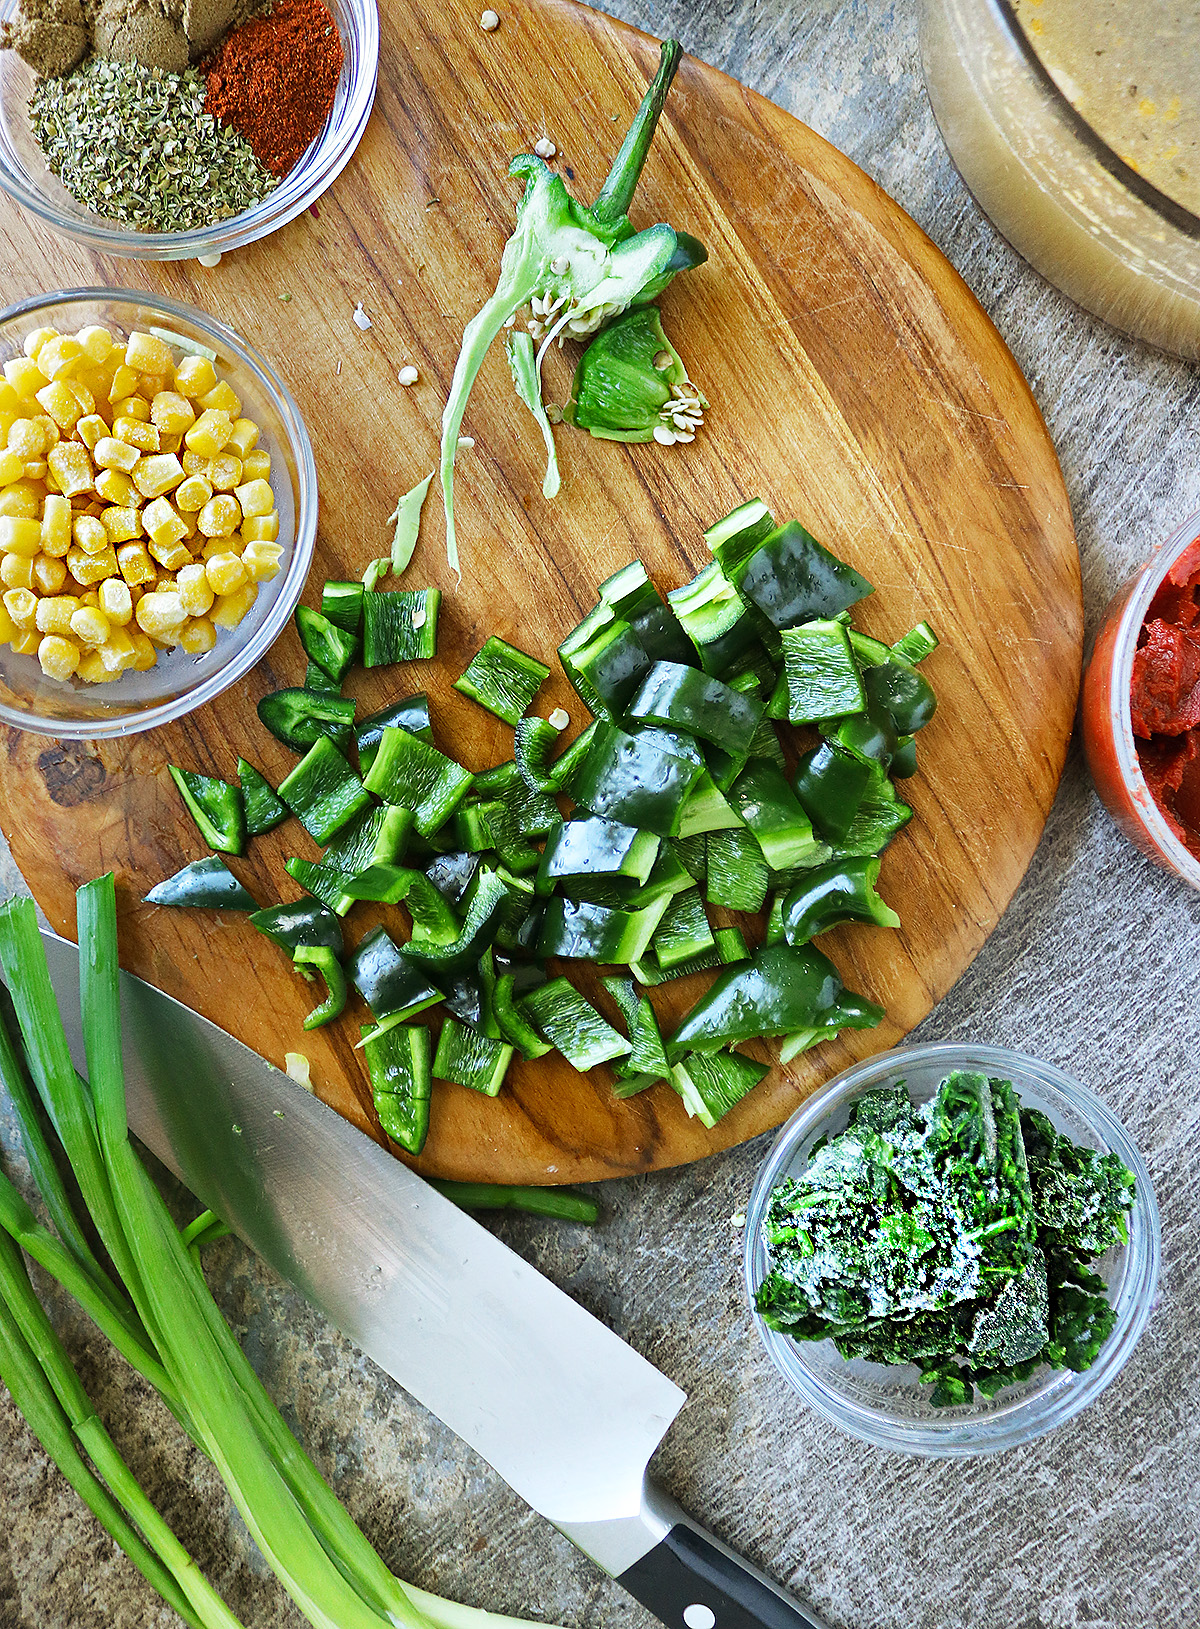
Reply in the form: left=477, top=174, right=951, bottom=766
left=2, top=1, right=1199, bottom=1625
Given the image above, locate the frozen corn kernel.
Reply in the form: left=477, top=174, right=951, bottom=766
left=37, top=633, right=80, bottom=679
left=197, top=494, right=240, bottom=537
left=40, top=494, right=72, bottom=556
left=178, top=615, right=217, bottom=655
left=66, top=544, right=118, bottom=586
left=95, top=468, right=137, bottom=507
left=69, top=380, right=96, bottom=416
left=135, top=590, right=185, bottom=638
left=0, top=448, right=24, bottom=485
left=207, top=453, right=243, bottom=492
left=140, top=495, right=186, bottom=545
left=204, top=551, right=247, bottom=595
left=0, top=516, right=45, bottom=557
left=22, top=326, right=56, bottom=361
left=177, top=508, right=199, bottom=540
left=128, top=629, right=156, bottom=669
left=107, top=365, right=138, bottom=403
left=232, top=477, right=274, bottom=519
left=32, top=554, right=66, bottom=596
left=93, top=437, right=140, bottom=474
left=241, top=540, right=283, bottom=581
left=225, top=418, right=260, bottom=458
left=241, top=448, right=271, bottom=482
left=132, top=453, right=184, bottom=499
left=174, top=474, right=212, bottom=513
left=210, top=580, right=257, bottom=629
left=10, top=629, right=40, bottom=655
left=150, top=391, right=195, bottom=435
left=240, top=510, right=279, bottom=543
left=0, top=603, right=17, bottom=643
left=70, top=605, right=110, bottom=646
left=1, top=553, right=34, bottom=590
left=136, top=373, right=170, bottom=405
left=6, top=419, right=45, bottom=460
left=3, top=587, right=37, bottom=629
left=181, top=450, right=209, bottom=477
left=0, top=380, right=18, bottom=412
left=185, top=409, right=233, bottom=459
left=35, top=335, right=82, bottom=381
left=76, top=649, right=114, bottom=683
left=98, top=623, right=137, bottom=671
left=77, top=588, right=99, bottom=606
left=174, top=355, right=218, bottom=398
left=116, top=542, right=155, bottom=586
left=73, top=514, right=110, bottom=555
left=125, top=332, right=174, bottom=375
left=197, top=380, right=241, bottom=418
left=112, top=416, right=158, bottom=452
left=100, top=506, right=143, bottom=544
left=111, top=395, right=150, bottom=423
left=4, top=357, right=46, bottom=398
left=76, top=326, right=115, bottom=363
left=24, top=460, right=48, bottom=482
left=75, top=414, right=109, bottom=451
left=176, top=562, right=215, bottom=616
left=158, top=433, right=183, bottom=457
left=47, top=442, right=94, bottom=498
left=199, top=534, right=239, bottom=560
left=0, top=482, right=42, bottom=520
left=34, top=380, right=82, bottom=432
left=98, top=577, right=132, bottom=625
left=148, top=536, right=192, bottom=572
left=35, top=594, right=80, bottom=635
left=32, top=415, right=59, bottom=450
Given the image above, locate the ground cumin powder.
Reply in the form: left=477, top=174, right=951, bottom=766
left=204, top=0, right=342, bottom=178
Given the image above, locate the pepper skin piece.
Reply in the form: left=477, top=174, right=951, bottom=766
left=167, top=765, right=247, bottom=856
left=144, top=856, right=256, bottom=910
left=627, top=660, right=765, bottom=755
left=667, top=941, right=884, bottom=1058
left=792, top=743, right=874, bottom=842
left=733, top=519, right=874, bottom=631
left=249, top=898, right=344, bottom=955
left=781, top=856, right=901, bottom=945
left=570, top=723, right=705, bottom=837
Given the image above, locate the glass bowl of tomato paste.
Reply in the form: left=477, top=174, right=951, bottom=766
left=1081, top=509, right=1200, bottom=887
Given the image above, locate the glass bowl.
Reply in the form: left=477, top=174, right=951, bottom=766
left=0, top=0, right=378, bottom=260
left=0, top=288, right=316, bottom=738
left=743, top=1042, right=1159, bottom=1456
left=1081, top=509, right=1200, bottom=890
left=921, top=0, right=1200, bottom=358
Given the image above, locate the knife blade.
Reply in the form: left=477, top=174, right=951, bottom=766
left=41, top=927, right=826, bottom=1629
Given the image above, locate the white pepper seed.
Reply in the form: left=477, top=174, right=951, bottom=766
left=534, top=137, right=557, bottom=159
left=398, top=365, right=419, bottom=385
left=480, top=9, right=500, bottom=29
left=549, top=707, right=569, bottom=730
left=353, top=303, right=372, bottom=330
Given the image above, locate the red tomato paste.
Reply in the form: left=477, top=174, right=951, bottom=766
left=1130, top=535, right=1200, bottom=854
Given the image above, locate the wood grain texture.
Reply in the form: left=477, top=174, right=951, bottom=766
left=0, top=0, right=1080, bottom=1182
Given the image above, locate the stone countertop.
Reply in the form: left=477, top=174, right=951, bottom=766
left=2, top=1, right=1199, bottom=1626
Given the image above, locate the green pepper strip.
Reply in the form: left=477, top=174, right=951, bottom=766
left=292, top=946, right=347, bottom=1031
left=781, top=856, right=901, bottom=945
left=249, top=898, right=343, bottom=954
left=144, top=857, right=256, bottom=911
left=627, top=660, right=765, bottom=755
left=428, top=1181, right=599, bottom=1224
left=792, top=743, right=874, bottom=842
left=167, top=766, right=246, bottom=857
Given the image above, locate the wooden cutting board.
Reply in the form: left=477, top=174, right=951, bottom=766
left=0, top=0, right=1080, bottom=1183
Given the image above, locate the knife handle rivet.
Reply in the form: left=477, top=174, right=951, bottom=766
left=684, top=1606, right=716, bottom=1629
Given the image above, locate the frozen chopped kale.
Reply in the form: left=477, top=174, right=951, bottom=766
left=755, top=1073, right=1135, bottom=1406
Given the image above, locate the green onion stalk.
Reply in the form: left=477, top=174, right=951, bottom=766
left=0, top=880, right=563, bottom=1629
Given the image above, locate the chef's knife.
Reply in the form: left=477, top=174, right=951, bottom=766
left=40, top=928, right=825, bottom=1629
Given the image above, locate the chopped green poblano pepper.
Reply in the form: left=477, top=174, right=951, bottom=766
left=257, top=688, right=356, bottom=753
left=727, top=761, right=828, bottom=870
left=324, top=803, right=412, bottom=877
left=249, top=898, right=343, bottom=955
left=295, top=603, right=360, bottom=683
left=345, top=927, right=443, bottom=1041
left=494, top=971, right=552, bottom=1060
left=237, top=758, right=288, bottom=837
left=781, top=856, right=900, bottom=945
left=667, top=560, right=761, bottom=676
left=293, top=944, right=347, bottom=1030
left=520, top=976, right=632, bottom=1072
left=277, top=737, right=372, bottom=846
left=454, top=636, right=550, bottom=726
left=439, top=38, right=706, bottom=574
left=514, top=714, right=567, bottom=792
left=781, top=619, right=866, bottom=724
left=506, top=330, right=561, bottom=499
left=560, top=614, right=653, bottom=718
left=536, top=893, right=669, bottom=964
left=285, top=857, right=353, bottom=914
left=668, top=941, right=883, bottom=1059
left=321, top=580, right=364, bottom=636
left=536, top=817, right=660, bottom=897
left=792, top=742, right=874, bottom=843
left=144, top=856, right=256, bottom=911
left=670, top=1049, right=769, bottom=1129
left=365, top=1023, right=433, bottom=1154
left=629, top=922, right=747, bottom=986
left=627, top=660, right=765, bottom=755
left=400, top=869, right=511, bottom=974
left=893, top=620, right=939, bottom=665
left=167, top=765, right=246, bottom=856
left=653, top=887, right=715, bottom=970
left=704, top=497, right=776, bottom=580
left=571, top=723, right=705, bottom=837
left=602, top=975, right=670, bottom=1083
left=597, top=558, right=693, bottom=665
left=676, top=770, right=743, bottom=837
left=355, top=695, right=434, bottom=774
left=304, top=659, right=343, bottom=695
left=732, top=519, right=874, bottom=631
left=433, top=1018, right=515, bottom=1097
left=564, top=305, right=705, bottom=443
left=704, top=828, right=769, bottom=914
left=362, top=727, right=474, bottom=836
left=362, top=588, right=440, bottom=666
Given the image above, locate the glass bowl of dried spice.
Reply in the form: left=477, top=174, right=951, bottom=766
left=0, top=0, right=377, bottom=258
left=0, top=287, right=317, bottom=736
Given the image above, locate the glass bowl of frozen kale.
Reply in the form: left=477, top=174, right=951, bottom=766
left=743, top=1043, right=1159, bottom=1454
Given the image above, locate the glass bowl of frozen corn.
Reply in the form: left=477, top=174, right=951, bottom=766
left=0, top=288, right=316, bottom=738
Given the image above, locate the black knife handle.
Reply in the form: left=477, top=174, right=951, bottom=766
left=618, top=1514, right=829, bottom=1629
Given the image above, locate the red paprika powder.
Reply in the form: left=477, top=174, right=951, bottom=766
left=204, top=0, right=344, bottom=180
